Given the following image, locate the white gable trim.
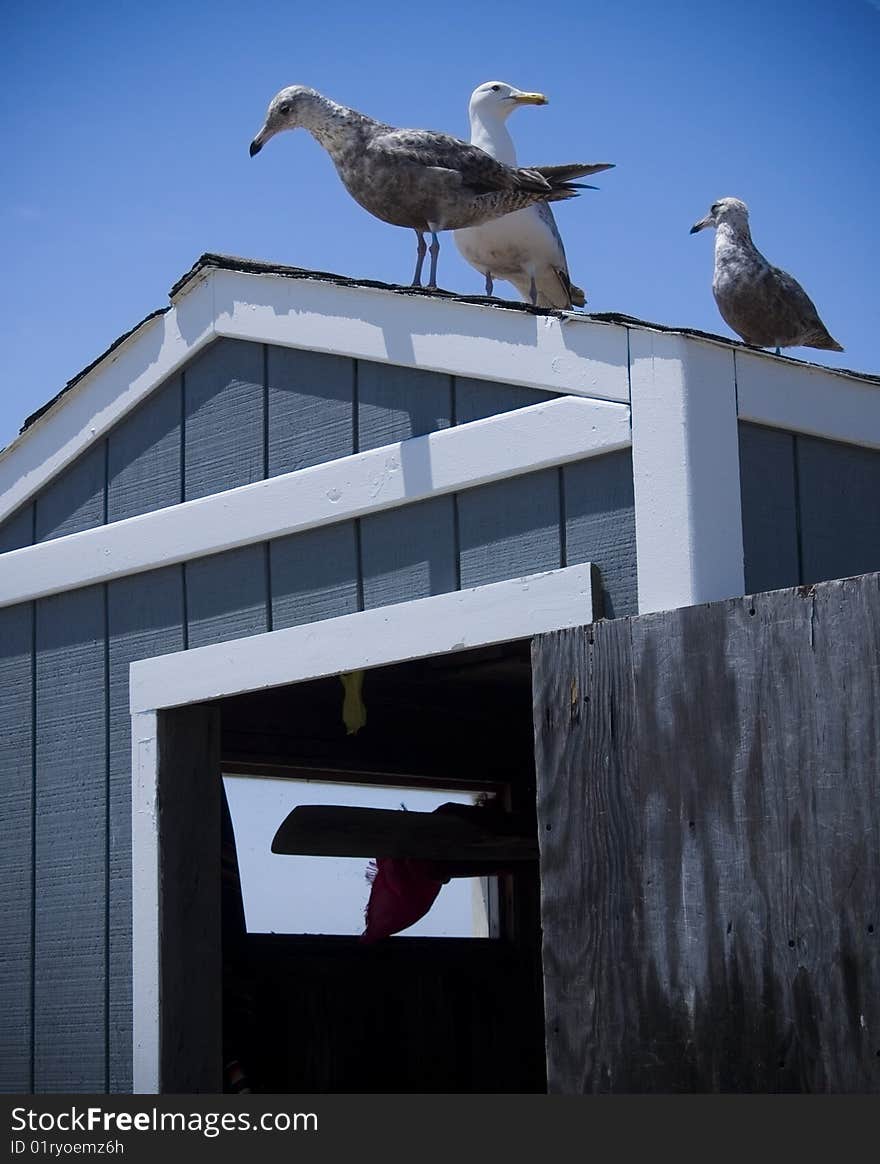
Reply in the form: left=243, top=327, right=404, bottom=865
left=130, top=561, right=595, bottom=1091
left=0, top=395, right=630, bottom=609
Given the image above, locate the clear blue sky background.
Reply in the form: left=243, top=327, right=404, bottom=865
left=2, top=0, right=878, bottom=451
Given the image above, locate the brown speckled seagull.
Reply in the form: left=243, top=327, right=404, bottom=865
left=249, top=85, right=612, bottom=290
left=690, top=197, right=843, bottom=354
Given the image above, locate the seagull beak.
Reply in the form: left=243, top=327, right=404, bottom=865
left=249, top=125, right=272, bottom=157
left=511, top=91, right=548, bottom=106
left=690, top=214, right=714, bottom=234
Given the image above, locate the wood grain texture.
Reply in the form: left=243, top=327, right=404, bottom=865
left=270, top=523, right=359, bottom=629
left=107, top=568, right=185, bottom=1092
left=360, top=496, right=456, bottom=608
left=797, top=434, right=880, bottom=586
left=184, top=338, right=264, bottom=501
left=107, top=375, right=182, bottom=522
left=267, top=346, right=355, bottom=476
left=158, top=705, right=222, bottom=1092
left=458, top=469, right=561, bottom=589
left=533, top=573, right=880, bottom=1092
left=185, top=545, right=269, bottom=648
left=564, top=450, right=637, bottom=617
left=0, top=604, right=33, bottom=1092
left=35, top=443, right=105, bottom=543
left=453, top=377, right=555, bottom=424
left=357, top=359, right=452, bottom=452
left=738, top=423, right=800, bottom=593
left=34, top=586, right=106, bottom=1092
left=0, top=504, right=33, bottom=553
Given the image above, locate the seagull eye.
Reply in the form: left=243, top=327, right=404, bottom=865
left=710, top=203, right=720, bottom=213
left=279, top=103, right=291, bottom=116
left=490, top=85, right=501, bottom=92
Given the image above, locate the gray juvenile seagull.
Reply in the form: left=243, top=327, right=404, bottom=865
left=249, top=85, right=612, bottom=289
left=454, top=81, right=612, bottom=308
left=690, top=197, right=843, bottom=353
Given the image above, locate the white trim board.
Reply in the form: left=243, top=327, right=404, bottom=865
left=0, top=395, right=630, bottom=609
left=130, top=563, right=595, bottom=1091
left=0, top=265, right=630, bottom=527
left=130, top=563, right=596, bottom=713
left=735, top=349, right=880, bottom=449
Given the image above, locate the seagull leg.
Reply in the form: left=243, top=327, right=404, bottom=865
left=528, top=276, right=538, bottom=306
left=427, top=232, right=440, bottom=289
left=485, top=272, right=494, bottom=297
left=774, top=346, right=781, bottom=356
left=412, top=231, right=427, bottom=287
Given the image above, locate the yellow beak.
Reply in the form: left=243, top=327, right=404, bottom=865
left=512, top=91, right=549, bottom=105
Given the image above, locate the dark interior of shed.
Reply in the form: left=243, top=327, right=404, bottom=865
left=216, top=641, right=547, bottom=1093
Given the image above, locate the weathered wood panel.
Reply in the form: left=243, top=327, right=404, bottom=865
left=797, top=435, right=880, bottom=585
left=158, top=704, right=222, bottom=1092
left=738, top=423, right=800, bottom=593
left=184, top=339, right=264, bottom=501
left=533, top=573, right=880, bottom=1093
left=0, top=604, right=34, bottom=1092
left=186, top=545, right=269, bottom=648
left=35, top=443, right=105, bottom=542
left=357, top=360, right=452, bottom=451
left=107, top=568, right=185, bottom=1092
left=453, top=377, right=554, bottom=424
left=267, top=346, right=354, bottom=476
left=270, top=523, right=359, bottom=629
left=458, top=469, right=561, bottom=589
left=361, top=496, right=457, bottom=607
left=34, top=587, right=106, bottom=1092
left=0, top=504, right=34, bottom=552
left=107, top=375, right=182, bottom=521
left=564, top=449, right=637, bottom=617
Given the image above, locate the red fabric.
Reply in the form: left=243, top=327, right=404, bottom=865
left=360, top=858, right=446, bottom=944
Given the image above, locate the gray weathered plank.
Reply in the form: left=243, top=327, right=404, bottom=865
left=533, top=619, right=640, bottom=1094
left=184, top=339, right=264, bottom=501
left=534, top=573, right=880, bottom=1092
left=0, top=604, right=34, bottom=1092
left=797, top=435, right=880, bottom=586
left=107, top=568, right=185, bottom=1092
left=453, top=377, right=555, bottom=424
left=361, top=497, right=457, bottom=608
left=34, top=586, right=106, bottom=1092
left=270, top=523, right=359, bottom=630
left=35, top=443, right=105, bottom=543
left=0, top=504, right=34, bottom=553
left=267, top=346, right=355, bottom=476
left=158, top=704, right=222, bottom=1093
left=564, top=450, right=637, bottom=618
left=186, top=545, right=269, bottom=648
left=357, top=360, right=452, bottom=452
left=738, top=423, right=800, bottom=593
left=108, top=375, right=182, bottom=521
left=458, top=469, right=561, bottom=589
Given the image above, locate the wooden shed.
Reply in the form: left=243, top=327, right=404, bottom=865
left=1, top=254, right=878, bottom=1094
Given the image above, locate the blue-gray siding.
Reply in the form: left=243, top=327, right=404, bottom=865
left=0, top=338, right=640, bottom=1093
left=739, top=422, right=880, bottom=593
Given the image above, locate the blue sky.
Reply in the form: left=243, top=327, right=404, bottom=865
left=2, top=0, right=878, bottom=450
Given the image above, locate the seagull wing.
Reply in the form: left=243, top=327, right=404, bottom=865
left=376, top=128, right=551, bottom=194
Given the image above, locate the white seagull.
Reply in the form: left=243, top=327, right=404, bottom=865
left=453, top=81, right=613, bottom=308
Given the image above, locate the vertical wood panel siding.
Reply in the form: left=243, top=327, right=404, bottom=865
left=270, top=523, right=359, bottom=629
left=360, top=497, right=457, bottom=608
left=738, top=423, right=799, bottom=594
left=34, top=587, right=106, bottom=1092
left=35, top=443, right=105, bottom=543
left=184, top=339, right=264, bottom=501
left=458, top=468, right=561, bottom=589
left=797, top=435, right=880, bottom=585
left=0, top=604, right=34, bottom=1092
left=268, top=347, right=355, bottom=476
left=453, top=377, right=554, bottom=423
left=357, top=361, right=452, bottom=451
left=564, top=449, right=637, bottom=618
left=107, top=569, right=185, bottom=1092
left=0, top=504, right=34, bottom=552
left=185, top=545, right=269, bottom=649
left=108, top=376, right=182, bottom=521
